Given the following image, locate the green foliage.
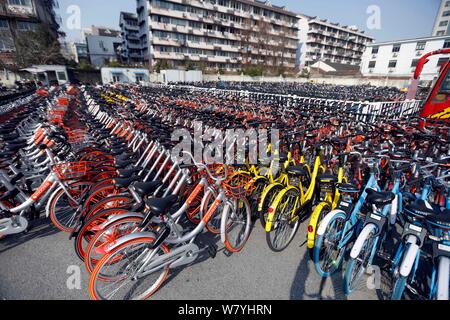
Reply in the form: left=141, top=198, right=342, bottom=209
left=154, top=59, right=170, bottom=73
left=78, top=60, right=96, bottom=70
left=185, top=60, right=194, bottom=71
left=243, top=65, right=264, bottom=77
left=14, top=25, right=65, bottom=69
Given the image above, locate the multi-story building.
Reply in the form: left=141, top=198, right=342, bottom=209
left=135, top=0, right=299, bottom=74
left=432, top=0, right=450, bottom=37
left=82, top=26, right=122, bottom=67
left=360, top=35, right=450, bottom=81
left=303, top=16, right=374, bottom=67
left=72, top=42, right=88, bottom=63
left=119, top=12, right=144, bottom=64
left=0, top=0, right=61, bottom=66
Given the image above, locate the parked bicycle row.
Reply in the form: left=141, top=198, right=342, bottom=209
left=177, top=81, right=429, bottom=102
left=0, top=83, right=448, bottom=301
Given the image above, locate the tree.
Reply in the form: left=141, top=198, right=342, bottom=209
left=154, top=59, right=169, bottom=73
left=13, top=24, right=65, bottom=69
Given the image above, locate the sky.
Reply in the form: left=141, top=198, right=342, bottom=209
left=57, top=0, right=440, bottom=43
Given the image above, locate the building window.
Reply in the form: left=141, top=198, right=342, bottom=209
left=440, top=20, right=449, bottom=27
left=371, top=46, right=379, bottom=54
left=437, top=57, right=449, bottom=67
left=368, top=61, right=376, bottom=68
left=392, top=44, right=401, bottom=53
left=447, top=0, right=450, bottom=6
left=416, top=42, right=426, bottom=50
left=411, top=59, right=419, bottom=67
left=57, top=72, right=67, bottom=81
left=437, top=31, right=445, bottom=36
left=0, top=19, right=8, bottom=29
left=444, top=39, right=450, bottom=48
left=444, top=11, right=450, bottom=17
left=16, top=21, right=37, bottom=31
left=8, top=0, right=31, bottom=5
left=388, top=60, right=397, bottom=68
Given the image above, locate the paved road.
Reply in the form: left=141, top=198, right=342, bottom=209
left=0, top=217, right=381, bottom=300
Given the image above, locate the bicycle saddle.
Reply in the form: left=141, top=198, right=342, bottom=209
left=427, top=209, right=450, bottom=229
left=0, top=151, right=14, bottom=158
left=117, top=167, right=143, bottom=179
left=0, top=188, right=20, bottom=201
left=366, top=189, right=395, bottom=206
left=133, top=181, right=162, bottom=197
left=286, top=165, right=309, bottom=177
left=115, top=158, right=133, bottom=169
left=145, top=195, right=178, bottom=215
left=336, top=183, right=360, bottom=193
left=404, top=200, right=437, bottom=219
left=113, top=175, right=140, bottom=188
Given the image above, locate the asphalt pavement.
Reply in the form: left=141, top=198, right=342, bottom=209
left=0, top=217, right=381, bottom=300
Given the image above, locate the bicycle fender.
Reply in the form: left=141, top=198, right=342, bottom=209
left=437, top=256, right=450, bottom=300
left=307, top=201, right=330, bottom=249
left=316, top=209, right=346, bottom=236
left=399, top=237, right=420, bottom=278
left=258, top=182, right=283, bottom=212
left=45, top=185, right=63, bottom=217
left=102, top=231, right=157, bottom=254
left=90, top=212, right=144, bottom=232
left=265, top=186, right=298, bottom=232
left=350, top=224, right=377, bottom=259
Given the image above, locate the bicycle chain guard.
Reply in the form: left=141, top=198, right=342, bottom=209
left=363, top=212, right=387, bottom=237
left=432, top=242, right=450, bottom=262
left=401, top=223, right=427, bottom=248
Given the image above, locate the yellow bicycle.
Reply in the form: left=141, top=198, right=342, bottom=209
left=265, top=145, right=326, bottom=252
left=306, top=153, right=348, bottom=256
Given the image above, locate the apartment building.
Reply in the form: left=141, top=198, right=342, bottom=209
left=0, top=0, right=61, bottom=66
left=82, top=26, right=122, bottom=67
left=119, top=12, right=144, bottom=64
left=432, top=0, right=450, bottom=37
left=303, top=17, right=374, bottom=67
left=135, top=0, right=299, bottom=74
left=360, top=35, right=450, bottom=81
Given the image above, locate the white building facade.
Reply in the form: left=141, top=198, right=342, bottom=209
left=361, top=35, right=450, bottom=81
left=432, top=0, right=450, bottom=37
left=135, top=0, right=299, bottom=73
left=303, top=17, right=374, bottom=67
left=101, top=67, right=150, bottom=84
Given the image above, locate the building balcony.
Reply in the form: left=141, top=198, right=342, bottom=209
left=5, top=4, right=36, bottom=18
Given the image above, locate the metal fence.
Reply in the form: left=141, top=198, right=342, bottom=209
left=144, top=83, right=423, bottom=123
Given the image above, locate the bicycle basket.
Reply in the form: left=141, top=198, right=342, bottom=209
left=53, top=162, right=92, bottom=181
left=223, top=173, right=255, bottom=199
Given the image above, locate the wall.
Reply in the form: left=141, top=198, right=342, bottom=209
left=201, top=74, right=412, bottom=88
left=101, top=67, right=150, bottom=84
left=160, top=70, right=203, bottom=83
left=86, top=35, right=122, bottom=67
left=361, top=36, right=450, bottom=81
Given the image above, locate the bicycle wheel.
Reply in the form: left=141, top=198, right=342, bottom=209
left=89, top=236, right=170, bottom=300
left=344, top=228, right=377, bottom=295
left=221, top=197, right=252, bottom=253
left=48, top=181, right=93, bottom=232
left=266, top=188, right=300, bottom=252
left=259, top=184, right=284, bottom=228
left=313, top=212, right=347, bottom=277
left=84, top=195, right=135, bottom=220
left=203, top=189, right=224, bottom=234
left=84, top=215, right=144, bottom=274
left=74, top=207, right=131, bottom=261
left=250, top=177, right=268, bottom=222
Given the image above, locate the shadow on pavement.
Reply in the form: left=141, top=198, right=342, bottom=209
left=0, top=218, right=59, bottom=254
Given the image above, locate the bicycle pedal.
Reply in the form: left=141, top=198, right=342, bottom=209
left=223, top=249, right=233, bottom=257
left=207, top=245, right=217, bottom=259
